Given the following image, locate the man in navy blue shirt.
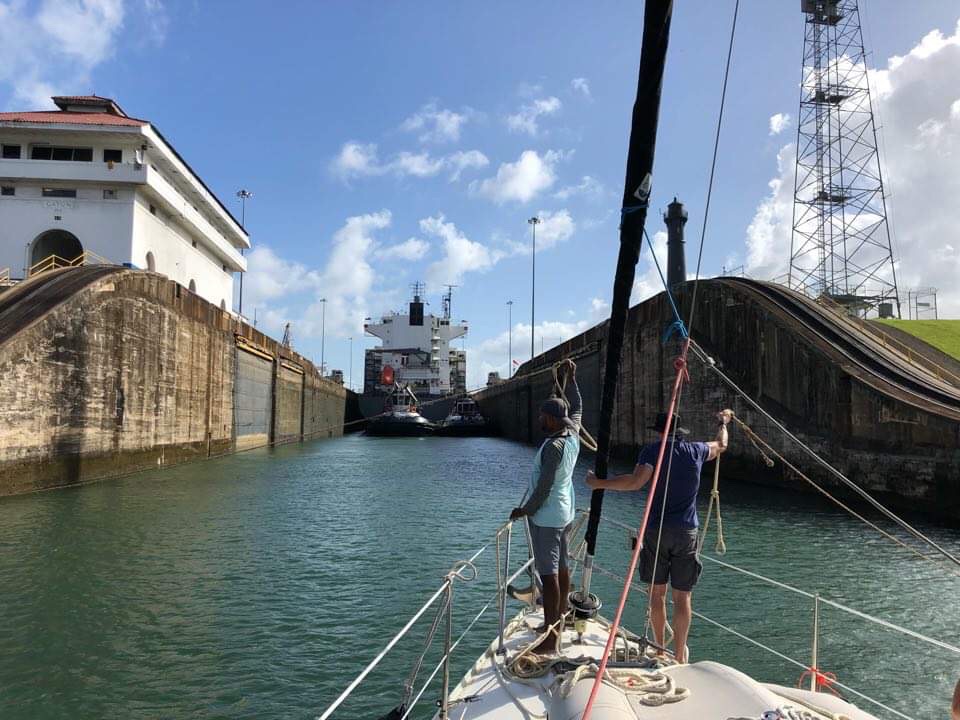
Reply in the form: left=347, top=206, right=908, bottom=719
left=586, top=409, right=731, bottom=663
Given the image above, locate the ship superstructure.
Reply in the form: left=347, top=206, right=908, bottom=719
left=363, top=284, right=468, bottom=400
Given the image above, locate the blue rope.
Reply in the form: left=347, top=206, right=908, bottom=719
left=642, top=228, right=687, bottom=342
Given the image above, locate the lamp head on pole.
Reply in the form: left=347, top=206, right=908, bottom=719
left=236, top=189, right=252, bottom=200
left=527, top=216, right=541, bottom=226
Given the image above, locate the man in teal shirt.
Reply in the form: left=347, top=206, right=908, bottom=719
left=510, top=358, right=581, bottom=654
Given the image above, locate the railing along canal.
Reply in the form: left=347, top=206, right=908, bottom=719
left=316, top=511, right=960, bottom=720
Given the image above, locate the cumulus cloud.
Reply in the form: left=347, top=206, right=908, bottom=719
left=631, top=230, right=670, bottom=304
left=745, top=19, right=960, bottom=314
left=768, top=112, right=791, bottom=135
left=571, top=77, right=591, bottom=99
left=508, top=209, right=575, bottom=254
left=331, top=142, right=487, bottom=182
left=467, top=295, right=610, bottom=387
left=554, top=175, right=604, bottom=200
left=447, top=150, right=490, bottom=181
left=401, top=102, right=470, bottom=143
left=242, top=245, right=320, bottom=310
left=0, top=0, right=130, bottom=107
left=381, top=237, right=429, bottom=261
left=471, top=149, right=561, bottom=203
left=421, top=214, right=503, bottom=287
left=506, top=96, right=562, bottom=136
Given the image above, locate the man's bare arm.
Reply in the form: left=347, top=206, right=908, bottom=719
left=706, top=409, right=733, bottom=461
left=586, top=464, right=652, bottom=492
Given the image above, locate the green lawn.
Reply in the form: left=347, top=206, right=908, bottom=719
left=875, top=319, right=960, bottom=360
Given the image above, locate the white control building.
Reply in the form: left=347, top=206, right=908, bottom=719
left=0, top=95, right=248, bottom=309
left=364, top=287, right=468, bottom=398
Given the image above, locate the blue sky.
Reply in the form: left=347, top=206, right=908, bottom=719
left=3, top=1, right=959, bottom=389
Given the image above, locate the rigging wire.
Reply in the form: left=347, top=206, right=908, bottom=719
left=687, top=338, right=960, bottom=569
left=685, top=0, right=741, bottom=336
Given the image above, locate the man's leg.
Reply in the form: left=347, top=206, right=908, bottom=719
left=671, top=588, right=692, bottom=663
left=558, top=567, right=570, bottom=615
left=533, top=573, right=559, bottom=653
left=649, top=583, right=668, bottom=650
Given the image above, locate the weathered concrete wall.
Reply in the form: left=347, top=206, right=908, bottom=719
left=476, top=282, right=960, bottom=521
left=0, top=269, right=353, bottom=495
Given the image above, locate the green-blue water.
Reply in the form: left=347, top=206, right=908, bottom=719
left=0, top=435, right=957, bottom=719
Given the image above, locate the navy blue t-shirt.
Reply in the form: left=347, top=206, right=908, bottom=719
left=637, top=440, right=710, bottom=530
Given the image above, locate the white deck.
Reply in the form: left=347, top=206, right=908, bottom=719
left=436, top=609, right=878, bottom=720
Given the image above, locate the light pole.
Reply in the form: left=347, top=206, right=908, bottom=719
left=236, top=189, right=252, bottom=316
left=528, top=216, right=540, bottom=360
left=507, top=300, right=514, bottom=376
left=319, top=298, right=327, bottom=376
left=348, top=336, right=353, bottom=390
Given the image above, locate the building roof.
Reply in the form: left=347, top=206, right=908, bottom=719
left=0, top=110, right=147, bottom=127
left=52, top=95, right=128, bottom=115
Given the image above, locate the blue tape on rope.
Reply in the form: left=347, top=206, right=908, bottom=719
left=662, top=320, right=688, bottom=344
left=620, top=203, right=648, bottom=215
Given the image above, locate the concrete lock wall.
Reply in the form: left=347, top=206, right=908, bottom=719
left=234, top=346, right=273, bottom=451
left=0, top=268, right=352, bottom=496
left=476, top=282, right=960, bottom=521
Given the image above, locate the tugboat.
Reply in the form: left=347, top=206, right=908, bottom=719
left=365, top=367, right=434, bottom=437
left=436, top=396, right=490, bottom=437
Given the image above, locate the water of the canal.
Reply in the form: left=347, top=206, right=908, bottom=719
left=0, top=435, right=957, bottom=719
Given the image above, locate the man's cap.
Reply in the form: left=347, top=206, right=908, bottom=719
left=540, top=396, right=578, bottom=430
left=647, top=412, right=689, bottom=436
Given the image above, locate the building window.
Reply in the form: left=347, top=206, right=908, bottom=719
left=149, top=204, right=157, bottom=215
left=188, top=279, right=197, bottom=293
left=191, top=240, right=197, bottom=248
left=2, top=144, right=21, bottom=159
left=103, top=149, right=122, bottom=163
left=145, top=252, right=156, bottom=272
left=102, top=189, right=118, bottom=200
left=31, top=146, right=92, bottom=162
left=1, top=186, right=13, bottom=196
left=42, top=188, right=77, bottom=198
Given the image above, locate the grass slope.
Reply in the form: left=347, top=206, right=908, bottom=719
left=875, top=319, right=960, bottom=360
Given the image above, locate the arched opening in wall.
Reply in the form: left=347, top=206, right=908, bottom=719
left=30, top=230, right=82, bottom=269
left=188, top=279, right=197, bottom=293
left=220, top=299, right=227, bottom=311
left=145, top=251, right=156, bottom=272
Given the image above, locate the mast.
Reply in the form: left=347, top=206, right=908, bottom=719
left=580, top=0, right=673, bottom=595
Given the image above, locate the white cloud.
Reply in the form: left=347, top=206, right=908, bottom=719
left=381, top=237, right=429, bottom=261
left=571, top=77, right=591, bottom=99
left=401, top=102, right=470, bottom=143
left=467, top=296, right=608, bottom=387
left=745, top=18, right=960, bottom=315
left=768, top=112, right=791, bottom=135
left=331, top=142, right=383, bottom=178
left=332, top=142, right=487, bottom=182
left=508, top=209, right=575, bottom=254
left=471, top=149, right=560, bottom=204
left=243, top=245, right=319, bottom=310
left=0, top=0, right=131, bottom=108
left=631, top=230, right=670, bottom=304
left=554, top=175, right=604, bottom=200
left=391, top=151, right=446, bottom=178
left=506, top=96, right=562, bottom=136
left=447, top=150, right=489, bottom=181
left=421, top=214, right=503, bottom=287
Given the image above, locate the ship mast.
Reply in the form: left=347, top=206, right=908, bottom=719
left=580, top=0, right=674, bottom=596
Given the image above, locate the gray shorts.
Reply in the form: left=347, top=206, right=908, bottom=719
left=638, top=527, right=702, bottom=592
left=528, top=521, right=571, bottom=576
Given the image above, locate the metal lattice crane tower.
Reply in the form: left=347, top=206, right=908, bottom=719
left=789, top=0, right=900, bottom=317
